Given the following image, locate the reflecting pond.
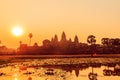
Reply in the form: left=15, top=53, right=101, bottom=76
left=0, top=58, right=120, bottom=80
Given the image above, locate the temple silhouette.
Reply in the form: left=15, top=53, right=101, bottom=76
left=0, top=31, right=120, bottom=55
left=17, top=31, right=81, bottom=54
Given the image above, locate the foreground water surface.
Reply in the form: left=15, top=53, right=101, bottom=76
left=0, top=56, right=120, bottom=80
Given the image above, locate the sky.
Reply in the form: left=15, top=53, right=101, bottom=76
left=0, top=0, right=120, bottom=48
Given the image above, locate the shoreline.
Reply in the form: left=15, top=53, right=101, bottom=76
left=0, top=54, right=120, bottom=59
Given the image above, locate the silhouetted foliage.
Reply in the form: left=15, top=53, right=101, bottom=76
left=28, top=33, right=33, bottom=46
left=3, top=32, right=120, bottom=55
left=101, top=38, right=109, bottom=46
left=87, top=35, right=96, bottom=45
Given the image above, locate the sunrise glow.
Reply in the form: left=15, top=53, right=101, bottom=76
left=12, top=26, right=23, bottom=36
left=0, top=0, right=120, bottom=48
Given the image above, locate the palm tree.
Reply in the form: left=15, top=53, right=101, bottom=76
left=28, top=33, right=33, bottom=46
left=19, top=41, right=22, bottom=46
left=87, top=35, right=96, bottom=45
left=87, top=35, right=96, bottom=56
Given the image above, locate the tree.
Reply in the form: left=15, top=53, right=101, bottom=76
left=109, top=38, right=115, bottom=46
left=28, top=33, right=33, bottom=46
left=87, top=35, right=96, bottom=55
left=19, top=41, right=22, bottom=46
left=114, top=38, right=120, bottom=45
left=87, top=35, right=96, bottom=45
left=101, top=38, right=109, bottom=46
left=109, top=38, right=120, bottom=46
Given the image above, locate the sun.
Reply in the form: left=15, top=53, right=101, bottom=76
left=12, top=26, right=23, bottom=36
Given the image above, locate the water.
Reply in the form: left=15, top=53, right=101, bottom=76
left=0, top=57, right=120, bottom=80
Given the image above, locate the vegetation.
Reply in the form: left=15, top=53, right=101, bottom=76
left=1, top=32, right=120, bottom=55
left=28, top=33, right=33, bottom=46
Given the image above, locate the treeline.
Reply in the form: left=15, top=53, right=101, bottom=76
left=16, top=32, right=120, bottom=55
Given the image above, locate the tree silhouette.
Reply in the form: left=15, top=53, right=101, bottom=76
left=87, top=35, right=96, bottom=55
left=19, top=41, right=22, bottom=46
left=28, top=33, right=33, bottom=46
left=113, top=38, right=120, bottom=45
left=101, top=38, right=109, bottom=46
left=87, top=35, right=96, bottom=45
left=109, top=38, right=114, bottom=46
left=109, top=38, right=120, bottom=46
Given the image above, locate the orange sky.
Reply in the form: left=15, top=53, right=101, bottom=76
left=0, top=0, right=120, bottom=48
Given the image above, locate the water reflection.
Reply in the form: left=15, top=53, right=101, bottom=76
left=14, top=77, right=18, bottom=80
left=0, top=59, right=120, bottom=80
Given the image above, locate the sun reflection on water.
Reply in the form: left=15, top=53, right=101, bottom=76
left=13, top=73, right=19, bottom=80
left=14, top=73, right=18, bottom=77
left=14, top=77, right=18, bottom=80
